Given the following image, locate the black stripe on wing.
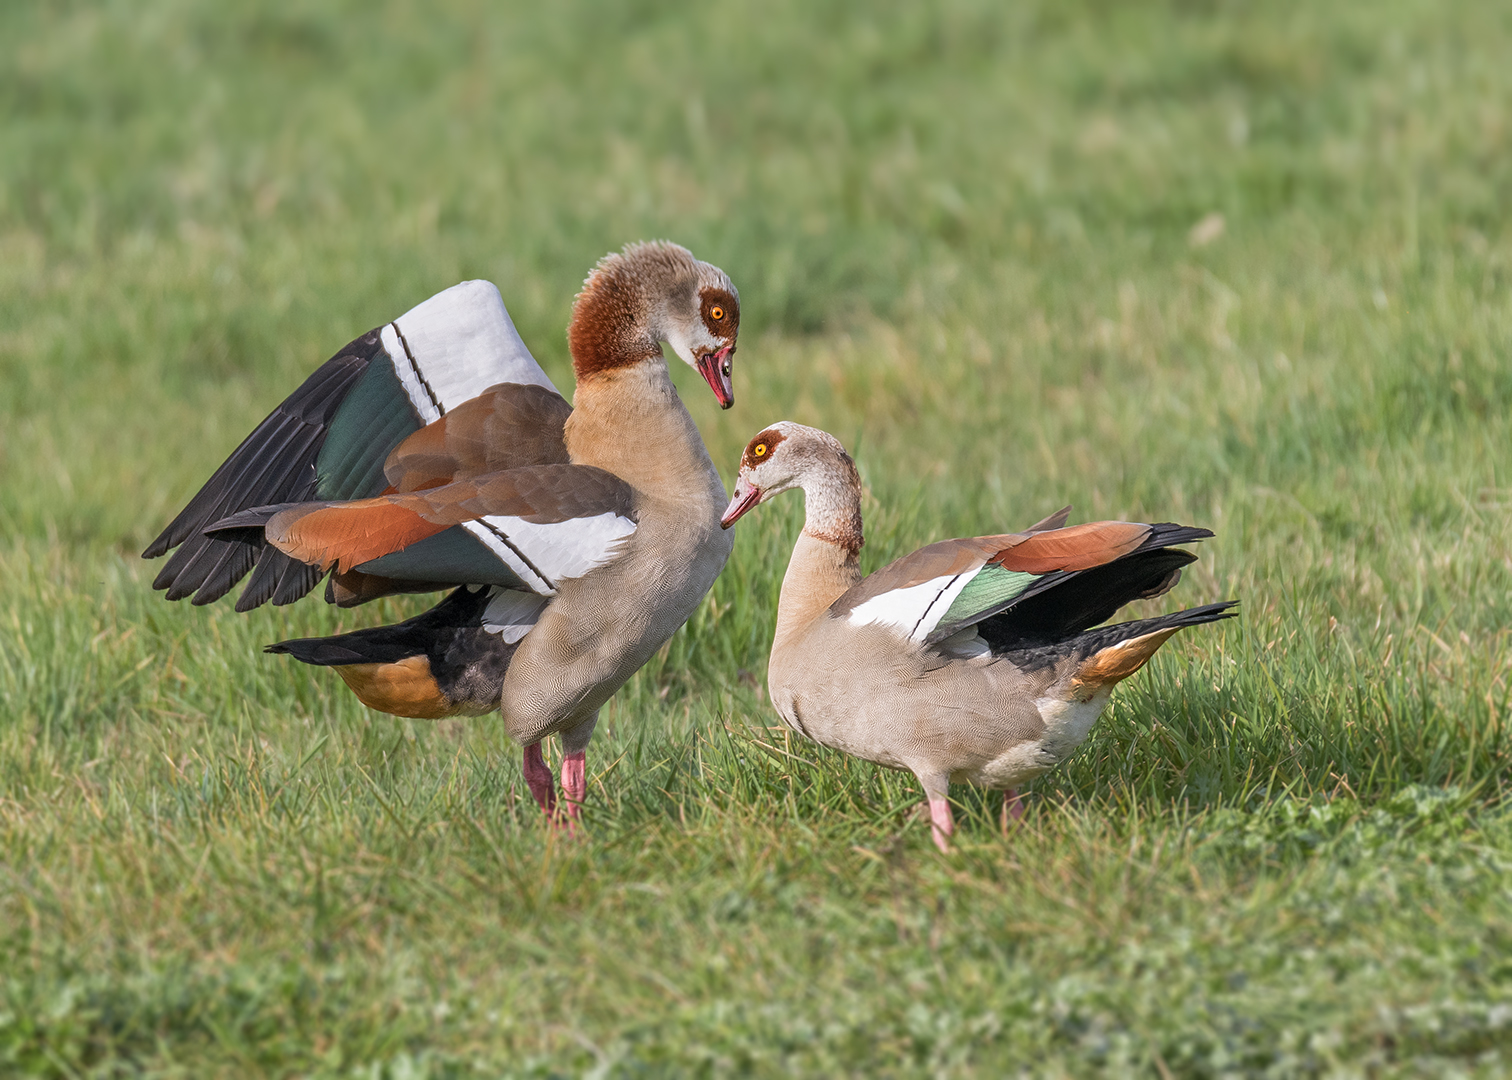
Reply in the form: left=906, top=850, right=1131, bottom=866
left=143, top=330, right=390, bottom=608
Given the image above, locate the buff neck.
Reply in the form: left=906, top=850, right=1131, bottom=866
left=773, top=468, right=865, bottom=651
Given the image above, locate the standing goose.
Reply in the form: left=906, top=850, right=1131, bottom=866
left=719, top=423, right=1236, bottom=851
left=145, top=242, right=741, bottom=822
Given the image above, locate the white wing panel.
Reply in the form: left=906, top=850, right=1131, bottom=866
left=381, top=323, right=441, bottom=424
left=381, top=280, right=560, bottom=423
left=846, top=572, right=972, bottom=642
left=479, top=511, right=637, bottom=588
left=461, top=520, right=554, bottom=595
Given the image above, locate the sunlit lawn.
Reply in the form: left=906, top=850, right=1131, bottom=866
left=3, top=0, right=1512, bottom=1075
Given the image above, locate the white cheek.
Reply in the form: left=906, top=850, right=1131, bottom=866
left=755, top=465, right=797, bottom=498
left=672, top=323, right=723, bottom=366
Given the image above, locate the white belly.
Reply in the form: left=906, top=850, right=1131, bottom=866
left=960, top=689, right=1113, bottom=789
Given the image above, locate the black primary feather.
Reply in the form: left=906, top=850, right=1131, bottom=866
left=143, top=331, right=384, bottom=608
left=977, top=547, right=1199, bottom=652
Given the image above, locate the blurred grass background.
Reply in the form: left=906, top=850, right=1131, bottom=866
left=3, top=0, right=1512, bottom=1075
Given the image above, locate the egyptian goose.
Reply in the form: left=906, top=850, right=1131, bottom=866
left=719, top=423, right=1236, bottom=852
left=144, top=242, right=741, bottom=822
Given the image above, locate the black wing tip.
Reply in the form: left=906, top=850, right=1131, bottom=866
left=1200, top=598, right=1240, bottom=618
left=265, top=636, right=369, bottom=666
left=1091, top=598, right=1239, bottom=650
left=141, top=343, right=379, bottom=597
left=1147, top=522, right=1216, bottom=541
left=235, top=556, right=279, bottom=613
left=161, top=581, right=200, bottom=602
left=271, top=563, right=323, bottom=607
left=1161, top=599, right=1240, bottom=628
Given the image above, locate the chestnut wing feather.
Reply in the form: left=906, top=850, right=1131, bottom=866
left=383, top=383, right=572, bottom=493
left=220, top=465, right=638, bottom=596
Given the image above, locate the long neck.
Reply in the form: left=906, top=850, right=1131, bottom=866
left=774, top=476, right=864, bottom=651
left=564, top=256, right=722, bottom=505
left=565, top=361, right=723, bottom=509
left=568, top=263, right=667, bottom=384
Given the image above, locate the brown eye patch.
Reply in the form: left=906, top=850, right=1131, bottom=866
left=700, top=288, right=739, bottom=337
left=741, top=427, right=785, bottom=468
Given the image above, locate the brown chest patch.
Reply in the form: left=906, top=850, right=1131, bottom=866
left=335, top=655, right=459, bottom=719
left=804, top=519, right=864, bottom=557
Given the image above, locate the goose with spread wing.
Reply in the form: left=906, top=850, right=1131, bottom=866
left=145, top=242, right=742, bottom=823
left=719, top=423, right=1236, bottom=852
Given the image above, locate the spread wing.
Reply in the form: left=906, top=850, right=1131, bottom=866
left=144, top=280, right=565, bottom=610
left=830, top=519, right=1190, bottom=646
left=209, top=464, right=637, bottom=598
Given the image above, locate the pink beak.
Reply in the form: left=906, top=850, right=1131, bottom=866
left=721, top=476, right=762, bottom=529
left=696, top=345, right=735, bottom=410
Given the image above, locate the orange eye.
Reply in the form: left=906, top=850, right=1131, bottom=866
left=710, top=306, right=725, bottom=321
left=753, top=443, right=767, bottom=457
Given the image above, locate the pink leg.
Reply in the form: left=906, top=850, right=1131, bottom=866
left=928, top=796, right=954, bottom=853
left=1001, top=788, right=1024, bottom=835
left=523, top=742, right=556, bottom=816
left=560, top=750, right=587, bottom=824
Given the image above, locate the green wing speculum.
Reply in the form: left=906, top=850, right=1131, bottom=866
left=931, top=564, right=1039, bottom=642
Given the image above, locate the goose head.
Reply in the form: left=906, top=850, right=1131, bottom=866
left=569, top=241, right=741, bottom=408
left=721, top=422, right=859, bottom=529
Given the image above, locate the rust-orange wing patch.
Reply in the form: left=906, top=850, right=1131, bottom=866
left=989, top=521, right=1151, bottom=575
left=259, top=463, right=635, bottom=583
left=265, top=500, right=452, bottom=573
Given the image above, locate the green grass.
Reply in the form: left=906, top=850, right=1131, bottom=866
left=4, top=0, right=1512, bottom=1074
